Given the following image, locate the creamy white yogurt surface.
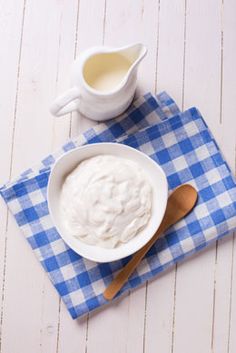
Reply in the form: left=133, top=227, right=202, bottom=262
left=60, top=155, right=152, bottom=248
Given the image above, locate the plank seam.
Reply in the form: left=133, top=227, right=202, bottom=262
left=50, top=0, right=63, bottom=178
left=181, top=0, right=187, bottom=111
left=56, top=300, right=62, bottom=353
left=84, top=314, right=89, bottom=353
left=102, top=0, right=107, bottom=45
left=154, top=0, right=161, bottom=93
left=125, top=291, right=131, bottom=353
left=39, top=277, right=45, bottom=353
left=227, top=147, right=236, bottom=352
left=210, top=240, right=219, bottom=351
left=170, top=264, right=178, bottom=353
left=227, top=233, right=235, bottom=353
left=219, top=0, right=224, bottom=124
left=69, top=0, right=81, bottom=139
left=8, top=0, right=27, bottom=181
left=142, top=283, right=148, bottom=353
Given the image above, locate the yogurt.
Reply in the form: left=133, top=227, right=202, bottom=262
left=60, top=155, right=152, bottom=248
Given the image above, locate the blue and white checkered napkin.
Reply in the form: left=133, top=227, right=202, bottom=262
left=1, top=92, right=236, bottom=319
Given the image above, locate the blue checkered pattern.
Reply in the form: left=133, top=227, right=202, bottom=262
left=1, top=92, right=236, bottom=319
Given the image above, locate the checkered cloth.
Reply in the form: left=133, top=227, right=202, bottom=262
left=1, top=92, right=236, bottom=319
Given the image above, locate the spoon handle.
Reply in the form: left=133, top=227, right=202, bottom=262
left=103, top=184, right=197, bottom=301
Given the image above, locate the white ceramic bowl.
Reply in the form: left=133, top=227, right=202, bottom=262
left=47, top=143, right=168, bottom=263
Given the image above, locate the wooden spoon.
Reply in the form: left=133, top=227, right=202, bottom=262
left=103, top=184, right=198, bottom=301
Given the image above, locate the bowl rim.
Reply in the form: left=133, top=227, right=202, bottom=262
left=47, top=142, right=168, bottom=263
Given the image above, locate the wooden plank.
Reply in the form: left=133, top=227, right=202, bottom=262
left=70, top=0, right=106, bottom=136
left=0, top=1, right=82, bottom=353
left=229, top=236, right=236, bottom=353
left=180, top=1, right=236, bottom=353
left=41, top=1, right=89, bottom=352
left=1, top=0, right=60, bottom=350
left=213, top=237, right=235, bottom=353
left=144, top=1, right=186, bottom=352
left=50, top=0, right=80, bottom=151
left=57, top=304, right=88, bottom=353
left=173, top=1, right=229, bottom=353
left=156, top=0, right=186, bottom=105
left=85, top=1, right=159, bottom=353
left=0, top=2, right=25, bottom=350
left=217, top=1, right=236, bottom=353
left=57, top=1, right=106, bottom=352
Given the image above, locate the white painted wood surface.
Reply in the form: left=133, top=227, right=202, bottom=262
left=0, top=0, right=235, bottom=352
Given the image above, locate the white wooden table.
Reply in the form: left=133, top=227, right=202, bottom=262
left=0, top=1, right=236, bottom=352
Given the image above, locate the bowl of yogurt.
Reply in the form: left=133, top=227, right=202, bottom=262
left=47, top=143, right=168, bottom=263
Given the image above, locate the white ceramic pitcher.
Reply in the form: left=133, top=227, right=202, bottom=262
left=50, top=43, right=147, bottom=120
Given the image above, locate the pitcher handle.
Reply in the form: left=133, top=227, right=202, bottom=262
left=50, top=87, right=81, bottom=117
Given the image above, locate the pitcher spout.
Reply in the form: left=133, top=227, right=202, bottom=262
left=120, top=43, right=147, bottom=68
